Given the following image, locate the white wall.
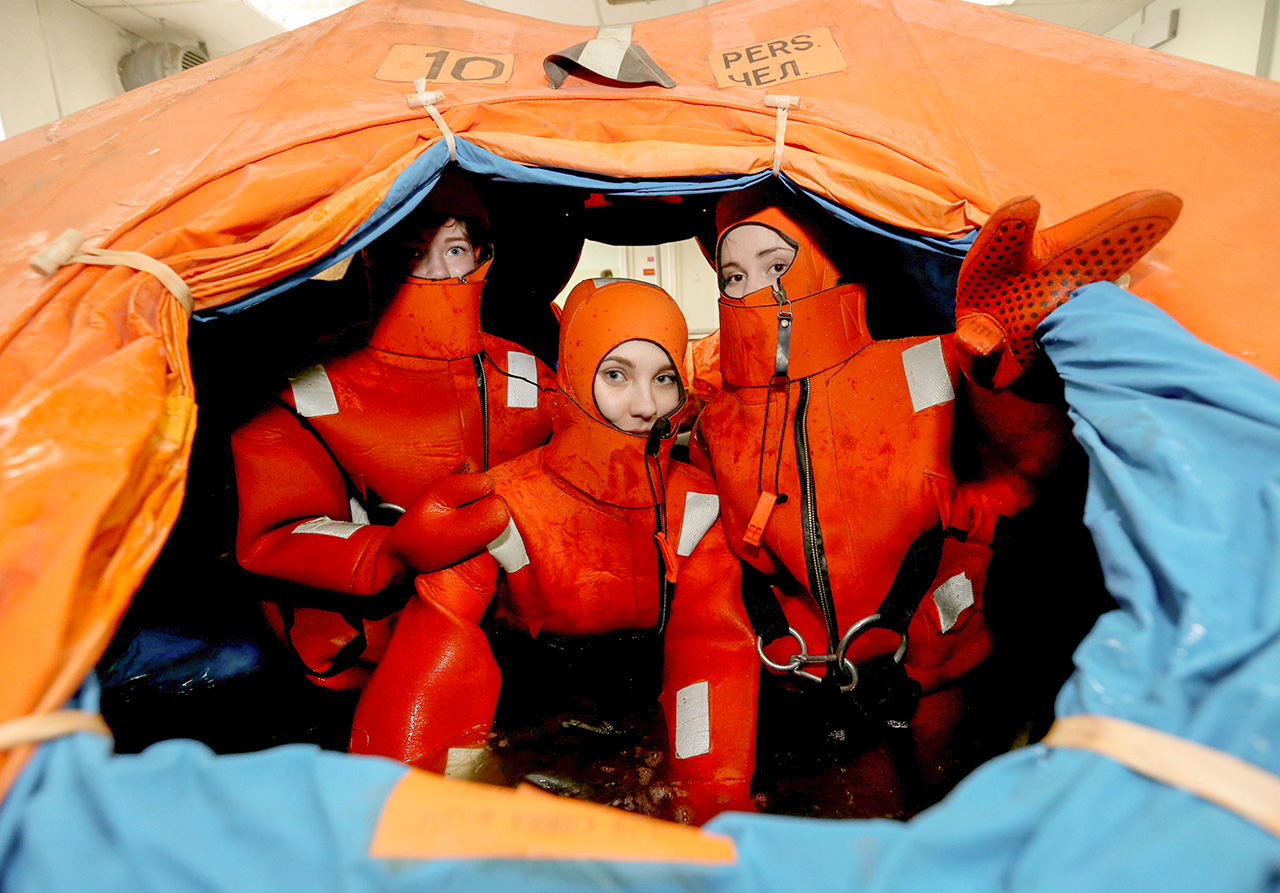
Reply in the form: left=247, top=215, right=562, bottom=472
left=555, top=239, right=719, bottom=338
left=0, top=0, right=137, bottom=137
left=1105, top=0, right=1278, bottom=77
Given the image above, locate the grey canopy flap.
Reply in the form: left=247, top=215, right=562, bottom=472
left=544, top=25, right=676, bottom=89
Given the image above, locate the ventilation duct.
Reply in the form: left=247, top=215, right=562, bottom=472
left=119, top=42, right=210, bottom=91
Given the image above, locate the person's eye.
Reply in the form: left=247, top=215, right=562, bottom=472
left=602, top=369, right=624, bottom=382
left=446, top=246, right=466, bottom=257
left=725, top=272, right=744, bottom=284
left=655, top=373, right=677, bottom=386
left=771, top=262, right=789, bottom=274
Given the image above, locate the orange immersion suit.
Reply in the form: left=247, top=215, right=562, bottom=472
left=350, top=279, right=759, bottom=823
left=230, top=260, right=555, bottom=690
left=690, top=198, right=1062, bottom=794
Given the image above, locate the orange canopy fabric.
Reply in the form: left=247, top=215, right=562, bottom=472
left=1, top=0, right=1279, bottom=794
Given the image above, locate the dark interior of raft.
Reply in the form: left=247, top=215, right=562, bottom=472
left=97, top=179, right=1112, bottom=821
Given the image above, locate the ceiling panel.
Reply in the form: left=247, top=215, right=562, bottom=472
left=80, top=0, right=1160, bottom=61
left=1005, top=0, right=1151, bottom=35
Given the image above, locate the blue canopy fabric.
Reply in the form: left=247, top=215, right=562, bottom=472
left=3, top=283, right=1279, bottom=891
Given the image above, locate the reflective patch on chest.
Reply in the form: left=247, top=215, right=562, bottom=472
left=505, top=351, right=540, bottom=409
left=288, top=364, right=340, bottom=418
left=292, top=516, right=367, bottom=539
left=676, top=492, right=720, bottom=557
left=674, top=680, right=711, bottom=759
left=933, top=572, right=974, bottom=632
left=487, top=518, right=530, bottom=572
left=902, top=337, right=955, bottom=412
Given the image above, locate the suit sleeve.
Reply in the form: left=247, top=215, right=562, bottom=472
left=230, top=402, right=400, bottom=596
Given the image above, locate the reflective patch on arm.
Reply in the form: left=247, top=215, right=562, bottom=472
left=902, top=337, right=955, bottom=412
left=288, top=364, right=340, bottom=418
left=674, top=681, right=711, bottom=759
left=486, top=518, right=530, bottom=573
left=293, top=516, right=367, bottom=539
left=506, top=351, right=539, bottom=408
left=933, top=572, right=974, bottom=632
left=676, top=493, right=720, bottom=557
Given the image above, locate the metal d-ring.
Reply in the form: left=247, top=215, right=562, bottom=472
left=756, top=627, right=806, bottom=674
left=835, top=613, right=910, bottom=692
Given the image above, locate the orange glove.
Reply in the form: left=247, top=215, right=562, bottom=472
left=955, top=190, right=1181, bottom=389
left=377, top=472, right=510, bottom=579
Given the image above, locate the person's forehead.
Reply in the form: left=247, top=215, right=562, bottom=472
left=720, top=224, right=794, bottom=261
left=603, top=340, right=674, bottom=366
left=410, top=218, right=471, bottom=245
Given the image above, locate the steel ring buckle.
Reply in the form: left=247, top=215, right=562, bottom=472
left=756, top=627, right=807, bottom=674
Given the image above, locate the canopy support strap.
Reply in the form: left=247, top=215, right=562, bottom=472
left=407, top=82, right=457, bottom=161
left=764, top=95, right=799, bottom=175
left=1044, top=714, right=1280, bottom=840
left=29, top=229, right=194, bottom=316
left=0, top=710, right=113, bottom=752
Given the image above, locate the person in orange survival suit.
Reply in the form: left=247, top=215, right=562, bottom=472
left=230, top=170, right=556, bottom=692
left=690, top=185, right=1181, bottom=813
left=350, top=278, right=760, bottom=825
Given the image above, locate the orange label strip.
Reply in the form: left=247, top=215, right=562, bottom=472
left=371, top=770, right=738, bottom=864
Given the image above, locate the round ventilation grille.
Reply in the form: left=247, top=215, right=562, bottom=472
left=119, top=42, right=210, bottom=91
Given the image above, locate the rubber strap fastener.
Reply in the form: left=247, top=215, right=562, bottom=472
left=764, top=95, right=800, bottom=175
left=0, top=710, right=113, bottom=751
left=30, top=229, right=194, bottom=316
left=407, top=81, right=457, bottom=161
left=1043, top=714, right=1280, bottom=840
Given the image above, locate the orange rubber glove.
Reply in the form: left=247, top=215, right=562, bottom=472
left=377, top=472, right=510, bottom=580
left=955, top=190, right=1182, bottom=389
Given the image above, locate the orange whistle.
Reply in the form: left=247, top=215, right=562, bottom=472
left=654, top=531, right=680, bottom=584
left=743, top=491, right=778, bottom=548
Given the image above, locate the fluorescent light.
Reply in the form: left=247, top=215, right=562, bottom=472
left=244, top=0, right=361, bottom=30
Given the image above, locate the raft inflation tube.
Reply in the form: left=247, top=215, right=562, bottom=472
left=3, top=0, right=1280, bottom=888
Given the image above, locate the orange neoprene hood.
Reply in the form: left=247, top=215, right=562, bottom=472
left=556, top=278, right=690, bottom=426
left=714, top=191, right=842, bottom=303
left=544, top=278, right=690, bottom=507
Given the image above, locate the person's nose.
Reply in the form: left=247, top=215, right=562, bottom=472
left=418, top=254, right=449, bottom=280
left=631, top=382, right=657, bottom=420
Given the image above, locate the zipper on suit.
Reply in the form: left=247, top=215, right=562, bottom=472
left=472, top=354, right=490, bottom=470
left=794, top=378, right=845, bottom=679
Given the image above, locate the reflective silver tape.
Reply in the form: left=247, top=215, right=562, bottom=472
left=933, top=572, right=974, bottom=633
left=486, top=518, right=530, bottom=573
left=676, top=492, right=720, bottom=557
left=674, top=680, right=711, bottom=759
left=506, top=351, right=539, bottom=409
left=577, top=24, right=632, bottom=80
left=288, top=364, right=340, bottom=418
left=902, top=337, right=955, bottom=413
left=348, top=497, right=370, bottom=526
left=443, top=746, right=485, bottom=780
left=292, top=516, right=367, bottom=539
